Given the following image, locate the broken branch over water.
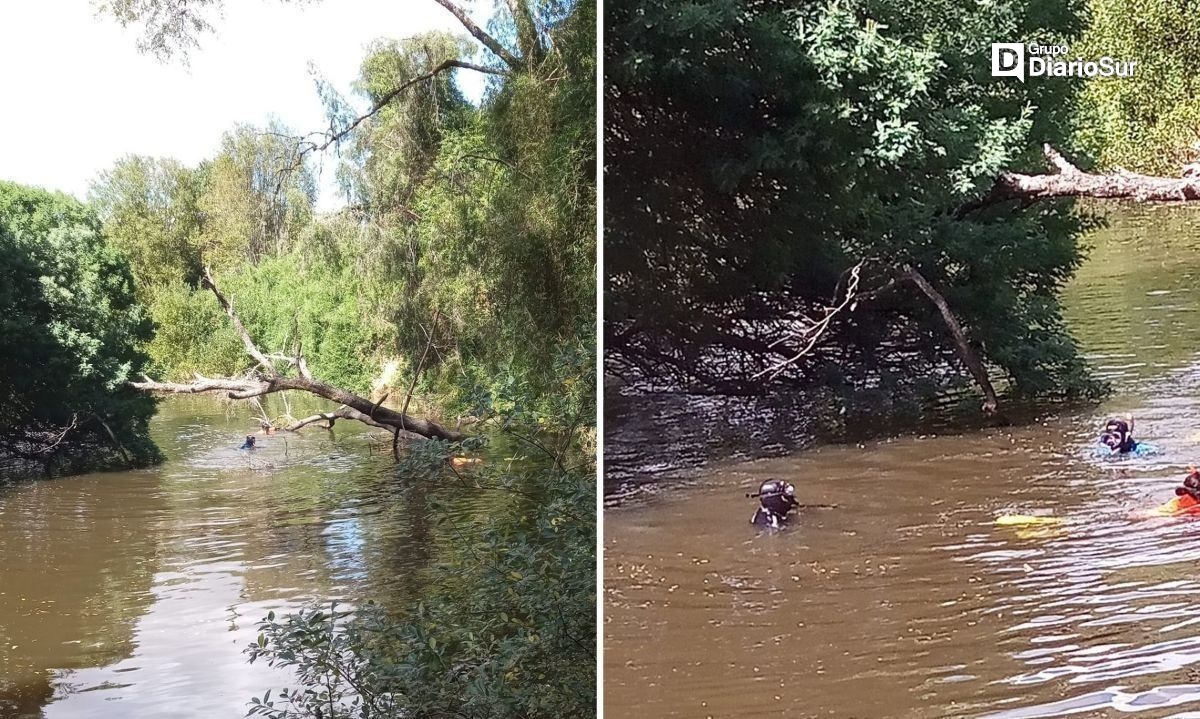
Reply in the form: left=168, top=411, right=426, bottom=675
left=129, top=269, right=463, bottom=443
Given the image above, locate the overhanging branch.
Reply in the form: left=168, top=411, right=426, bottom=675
left=297, top=59, right=507, bottom=163
left=958, top=144, right=1200, bottom=217
left=129, top=273, right=464, bottom=443
left=431, top=0, right=521, bottom=69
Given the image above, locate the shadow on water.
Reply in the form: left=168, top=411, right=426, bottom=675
left=605, top=204, right=1200, bottom=718
left=0, top=395, right=516, bottom=718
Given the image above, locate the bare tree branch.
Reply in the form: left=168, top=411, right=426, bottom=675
left=131, top=374, right=463, bottom=440
left=37, top=414, right=78, bottom=454
left=130, top=274, right=465, bottom=442
left=431, top=0, right=521, bottom=69
left=283, top=405, right=420, bottom=436
left=294, top=59, right=507, bottom=164
left=202, top=267, right=276, bottom=374
left=900, top=265, right=999, bottom=414
left=751, top=261, right=865, bottom=381
left=91, top=414, right=132, bottom=464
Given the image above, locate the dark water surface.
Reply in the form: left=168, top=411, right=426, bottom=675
left=0, top=398, right=511, bottom=718
left=605, top=205, right=1200, bottom=718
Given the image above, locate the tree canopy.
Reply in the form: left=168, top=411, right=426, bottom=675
left=606, top=0, right=1101, bottom=416
left=91, top=0, right=595, bottom=425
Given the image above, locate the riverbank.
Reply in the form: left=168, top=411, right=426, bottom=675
left=605, top=203, right=1200, bottom=504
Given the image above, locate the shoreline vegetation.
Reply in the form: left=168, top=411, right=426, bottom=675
left=2, top=0, right=595, bottom=716
left=604, top=0, right=1200, bottom=466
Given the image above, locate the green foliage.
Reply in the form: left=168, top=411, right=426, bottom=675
left=246, top=459, right=595, bottom=719
left=329, top=11, right=596, bottom=417
left=143, top=258, right=378, bottom=392
left=143, top=281, right=244, bottom=379
left=200, top=124, right=317, bottom=269
left=96, top=0, right=226, bottom=60
left=606, top=0, right=1101, bottom=409
left=89, top=155, right=206, bottom=293
left=94, top=2, right=596, bottom=421
left=0, top=180, right=160, bottom=472
left=1076, top=0, right=1200, bottom=173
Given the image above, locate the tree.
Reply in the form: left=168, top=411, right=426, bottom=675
left=606, top=0, right=1100, bottom=414
left=114, top=3, right=595, bottom=420
left=0, top=180, right=159, bottom=473
left=199, top=124, right=317, bottom=268
left=89, top=154, right=206, bottom=293
left=1076, top=0, right=1200, bottom=173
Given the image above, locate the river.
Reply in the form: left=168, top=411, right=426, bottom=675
left=604, top=204, right=1200, bottom=718
left=0, top=397, right=515, bottom=718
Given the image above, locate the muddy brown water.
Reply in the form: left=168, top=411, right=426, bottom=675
left=0, top=398, right=518, bottom=718
left=605, top=204, right=1200, bottom=718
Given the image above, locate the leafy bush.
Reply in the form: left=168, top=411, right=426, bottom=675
left=0, top=180, right=160, bottom=472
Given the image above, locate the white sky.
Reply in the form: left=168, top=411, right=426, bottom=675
left=0, top=0, right=491, bottom=211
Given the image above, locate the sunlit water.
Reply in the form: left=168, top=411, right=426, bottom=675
left=0, top=398, right=515, bottom=718
left=605, top=204, right=1200, bottom=718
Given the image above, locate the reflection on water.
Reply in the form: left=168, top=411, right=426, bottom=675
left=605, top=204, right=1200, bottom=718
left=0, top=397, right=511, bottom=718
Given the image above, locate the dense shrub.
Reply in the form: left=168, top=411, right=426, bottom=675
left=0, top=180, right=160, bottom=473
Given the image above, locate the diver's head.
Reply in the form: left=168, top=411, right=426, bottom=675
left=1101, top=431, right=1123, bottom=452
left=755, top=479, right=798, bottom=516
left=1176, top=467, right=1200, bottom=500
left=244, top=435, right=256, bottom=448
left=1105, top=418, right=1130, bottom=435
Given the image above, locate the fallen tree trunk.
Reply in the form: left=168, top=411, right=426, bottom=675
left=129, top=269, right=464, bottom=443
left=958, top=144, right=1200, bottom=217
left=131, top=374, right=463, bottom=441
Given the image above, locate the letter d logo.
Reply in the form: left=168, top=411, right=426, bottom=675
left=991, top=43, right=1025, bottom=81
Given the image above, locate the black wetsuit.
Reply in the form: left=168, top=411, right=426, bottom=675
left=750, top=507, right=789, bottom=529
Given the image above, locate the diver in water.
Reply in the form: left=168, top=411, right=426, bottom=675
left=1100, top=414, right=1137, bottom=454
left=238, top=435, right=257, bottom=450
left=1147, top=467, right=1200, bottom=517
left=748, top=479, right=799, bottom=529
